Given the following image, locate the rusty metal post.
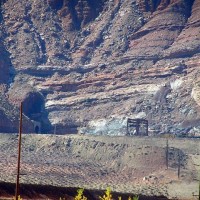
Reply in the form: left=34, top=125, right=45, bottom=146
left=136, top=120, right=139, bottom=136
left=15, top=102, right=23, bottom=200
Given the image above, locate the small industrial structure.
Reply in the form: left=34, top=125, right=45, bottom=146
left=126, top=118, right=148, bottom=136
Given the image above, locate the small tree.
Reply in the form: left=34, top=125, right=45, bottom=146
left=99, top=187, right=113, bottom=200
left=128, top=196, right=139, bottom=200
left=133, top=195, right=139, bottom=200
left=75, top=188, right=87, bottom=200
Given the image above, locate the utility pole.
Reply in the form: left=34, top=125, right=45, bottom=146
left=166, top=139, right=169, bottom=169
left=15, top=102, right=23, bottom=200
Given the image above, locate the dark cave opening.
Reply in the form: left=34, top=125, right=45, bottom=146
left=22, top=92, right=52, bottom=133
left=22, top=92, right=44, bottom=119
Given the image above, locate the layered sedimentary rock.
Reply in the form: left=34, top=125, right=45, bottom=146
left=0, top=0, right=200, bottom=134
left=0, top=134, right=199, bottom=199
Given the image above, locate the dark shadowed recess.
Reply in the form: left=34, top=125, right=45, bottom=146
left=0, top=44, right=16, bottom=85
left=0, top=0, right=16, bottom=84
left=0, top=2, right=2, bottom=22
left=48, top=0, right=106, bottom=12
left=0, top=182, right=169, bottom=200
left=143, top=0, right=195, bottom=15
left=48, top=0, right=106, bottom=30
left=48, top=0, right=64, bottom=11
left=184, top=0, right=195, bottom=17
left=22, top=92, right=52, bottom=133
left=23, top=92, right=44, bottom=118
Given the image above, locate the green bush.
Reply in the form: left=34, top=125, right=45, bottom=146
left=75, top=188, right=87, bottom=200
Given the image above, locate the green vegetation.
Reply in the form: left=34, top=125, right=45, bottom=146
left=131, top=195, right=139, bottom=200
left=74, top=187, right=139, bottom=200
left=75, top=188, right=87, bottom=200
left=10, top=195, right=23, bottom=200
left=99, top=187, right=112, bottom=200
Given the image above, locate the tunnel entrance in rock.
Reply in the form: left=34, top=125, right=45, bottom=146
left=33, top=121, right=41, bottom=134
left=23, top=92, right=44, bottom=120
left=22, top=92, right=52, bottom=133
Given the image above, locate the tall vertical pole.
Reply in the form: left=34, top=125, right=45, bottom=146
left=15, top=102, right=23, bottom=200
left=166, top=139, right=169, bottom=169
left=146, top=120, right=148, bottom=136
left=136, top=120, right=139, bottom=136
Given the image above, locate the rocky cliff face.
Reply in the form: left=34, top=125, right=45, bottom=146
left=0, top=0, right=200, bottom=134
left=0, top=134, right=199, bottom=199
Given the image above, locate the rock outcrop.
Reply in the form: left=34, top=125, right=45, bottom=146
left=0, top=0, right=200, bottom=134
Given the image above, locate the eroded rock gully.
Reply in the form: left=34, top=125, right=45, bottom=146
left=0, top=0, right=199, bottom=135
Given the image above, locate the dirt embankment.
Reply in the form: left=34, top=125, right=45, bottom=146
left=0, top=134, right=199, bottom=199
left=0, top=182, right=170, bottom=200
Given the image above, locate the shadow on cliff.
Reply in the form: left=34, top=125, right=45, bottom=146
left=21, top=91, right=52, bottom=133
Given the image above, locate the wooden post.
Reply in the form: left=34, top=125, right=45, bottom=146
left=166, top=139, right=169, bottom=169
left=15, top=102, right=23, bottom=200
left=136, top=120, right=139, bottom=136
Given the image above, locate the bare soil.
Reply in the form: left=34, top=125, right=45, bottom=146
left=0, top=134, right=199, bottom=199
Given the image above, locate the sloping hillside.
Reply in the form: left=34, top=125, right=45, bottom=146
left=0, top=134, right=200, bottom=199
left=0, top=0, right=200, bottom=134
